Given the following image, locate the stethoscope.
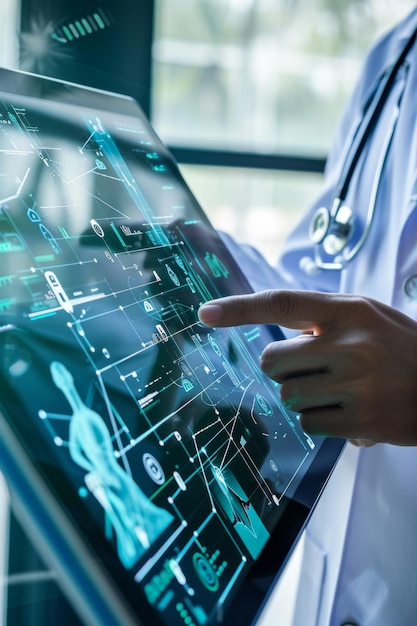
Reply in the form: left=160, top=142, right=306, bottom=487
left=301, top=26, right=417, bottom=275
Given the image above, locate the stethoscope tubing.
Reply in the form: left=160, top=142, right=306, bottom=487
left=344, top=101, right=400, bottom=263
left=336, top=26, right=417, bottom=203
left=308, top=26, right=417, bottom=273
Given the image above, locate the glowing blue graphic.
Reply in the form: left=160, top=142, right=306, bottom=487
left=39, top=223, right=61, bottom=255
left=203, top=252, right=229, bottom=278
left=0, top=87, right=319, bottom=625
left=44, top=271, right=73, bottom=314
left=27, top=208, right=41, bottom=222
left=255, top=394, right=273, bottom=416
left=50, top=361, right=173, bottom=568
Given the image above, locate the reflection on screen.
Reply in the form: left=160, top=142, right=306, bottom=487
left=0, top=81, right=316, bottom=625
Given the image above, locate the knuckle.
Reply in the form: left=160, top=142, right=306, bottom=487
left=347, top=294, right=375, bottom=321
left=261, top=289, right=294, bottom=319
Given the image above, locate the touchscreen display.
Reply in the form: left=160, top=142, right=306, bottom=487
left=0, top=70, right=341, bottom=625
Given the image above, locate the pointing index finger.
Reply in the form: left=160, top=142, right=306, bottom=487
left=198, top=289, right=345, bottom=332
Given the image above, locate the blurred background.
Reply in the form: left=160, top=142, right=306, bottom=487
left=0, top=1, right=415, bottom=622
left=0, top=0, right=414, bottom=264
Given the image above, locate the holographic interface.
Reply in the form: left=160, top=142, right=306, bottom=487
left=0, top=73, right=319, bottom=626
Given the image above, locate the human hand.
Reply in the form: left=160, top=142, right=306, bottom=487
left=198, top=290, right=417, bottom=446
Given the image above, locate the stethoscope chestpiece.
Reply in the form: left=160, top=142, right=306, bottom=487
left=309, top=206, right=330, bottom=244
left=309, top=202, right=355, bottom=256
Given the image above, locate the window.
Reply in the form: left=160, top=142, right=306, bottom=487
left=0, top=0, right=20, bottom=69
left=152, top=0, right=415, bottom=263
left=1, top=1, right=415, bottom=264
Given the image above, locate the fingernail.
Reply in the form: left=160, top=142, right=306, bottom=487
left=198, top=303, right=222, bottom=325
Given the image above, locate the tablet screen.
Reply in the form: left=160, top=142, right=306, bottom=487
left=0, top=68, right=343, bottom=625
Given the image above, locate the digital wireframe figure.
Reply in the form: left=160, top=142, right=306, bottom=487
left=50, top=360, right=173, bottom=568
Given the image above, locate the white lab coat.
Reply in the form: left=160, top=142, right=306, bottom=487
left=223, top=8, right=417, bottom=626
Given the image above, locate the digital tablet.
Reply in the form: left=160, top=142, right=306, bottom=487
left=0, top=67, right=344, bottom=625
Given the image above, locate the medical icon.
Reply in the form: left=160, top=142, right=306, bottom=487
left=174, top=254, right=187, bottom=274
left=156, top=324, right=169, bottom=342
left=90, top=219, right=105, bottom=238
left=44, top=271, right=73, bottom=314
left=27, top=208, right=41, bottom=222
left=143, top=453, right=165, bottom=485
left=39, top=223, right=61, bottom=255
left=255, top=394, right=273, bottom=416
left=165, top=264, right=180, bottom=287
left=143, top=300, right=155, bottom=313
left=192, top=553, right=219, bottom=593
left=173, top=471, right=187, bottom=492
left=208, top=334, right=222, bottom=357
left=203, top=253, right=229, bottom=278
left=182, top=377, right=194, bottom=392
left=186, top=277, right=196, bottom=293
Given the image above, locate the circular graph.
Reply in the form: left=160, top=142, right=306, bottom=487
left=192, top=552, right=219, bottom=592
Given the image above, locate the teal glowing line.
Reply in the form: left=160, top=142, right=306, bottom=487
left=75, top=20, right=86, bottom=36
left=98, top=8, right=111, bottom=27
left=134, top=523, right=187, bottom=582
left=51, top=32, right=67, bottom=43
left=83, top=116, right=170, bottom=247
left=29, top=311, right=57, bottom=320
left=93, top=13, right=106, bottom=29
left=69, top=23, right=80, bottom=39
left=62, top=26, right=73, bottom=41
left=218, top=559, right=247, bottom=608
left=87, top=15, right=98, bottom=31
left=20, top=274, right=38, bottom=283
left=82, top=18, right=92, bottom=34
left=110, top=222, right=127, bottom=248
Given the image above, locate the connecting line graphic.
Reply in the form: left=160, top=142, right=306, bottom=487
left=79, top=129, right=97, bottom=154
left=95, top=371, right=132, bottom=477
left=0, top=149, right=33, bottom=156
left=56, top=156, right=127, bottom=185
left=218, top=380, right=255, bottom=471
left=134, top=522, right=188, bottom=583
left=191, top=400, right=281, bottom=508
left=217, top=559, right=247, bottom=615
left=82, top=115, right=170, bottom=247
left=82, top=189, right=130, bottom=218
left=116, top=375, right=232, bottom=457
left=38, top=409, right=126, bottom=449
left=0, top=166, right=31, bottom=205
left=198, top=373, right=233, bottom=409
left=193, top=436, right=256, bottom=536
left=38, top=410, right=71, bottom=447
left=28, top=290, right=108, bottom=320
left=64, top=166, right=99, bottom=185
